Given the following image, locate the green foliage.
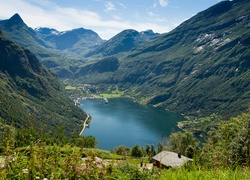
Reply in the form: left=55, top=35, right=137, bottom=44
left=15, top=126, right=39, bottom=148
left=79, top=136, right=98, bottom=148
left=112, top=162, right=159, bottom=180
left=1, top=111, right=250, bottom=179
left=159, top=166, right=250, bottom=180
left=111, top=145, right=130, bottom=156
left=199, top=112, right=250, bottom=167
left=178, top=113, right=222, bottom=137
left=157, top=143, right=164, bottom=154
left=145, top=144, right=157, bottom=157
left=168, top=131, right=200, bottom=158
left=131, top=145, right=143, bottom=158
left=0, top=123, right=15, bottom=154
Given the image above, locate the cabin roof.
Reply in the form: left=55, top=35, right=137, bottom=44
left=152, top=151, right=193, bottom=167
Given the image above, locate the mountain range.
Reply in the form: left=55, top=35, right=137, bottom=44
left=74, top=0, right=250, bottom=117
left=0, top=0, right=249, bottom=118
left=0, top=14, right=160, bottom=78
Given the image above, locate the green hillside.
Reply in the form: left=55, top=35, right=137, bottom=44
left=76, top=0, right=250, bottom=117
left=0, top=30, right=86, bottom=136
left=86, top=29, right=159, bottom=57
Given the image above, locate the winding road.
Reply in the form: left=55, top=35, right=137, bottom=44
left=79, top=114, right=90, bottom=136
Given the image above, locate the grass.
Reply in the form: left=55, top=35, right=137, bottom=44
left=65, top=85, right=77, bottom=90
left=159, top=167, right=250, bottom=180
left=1, top=143, right=250, bottom=179
left=81, top=148, right=122, bottom=160
left=99, top=93, right=122, bottom=98
left=99, top=88, right=124, bottom=98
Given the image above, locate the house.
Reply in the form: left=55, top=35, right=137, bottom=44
left=152, top=151, right=193, bottom=168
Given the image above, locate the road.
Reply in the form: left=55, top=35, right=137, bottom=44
left=79, top=114, right=90, bottom=136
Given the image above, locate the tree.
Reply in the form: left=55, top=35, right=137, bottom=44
left=150, top=144, right=156, bottom=156
left=131, top=145, right=143, bottom=157
left=157, top=143, right=163, bottom=154
left=15, top=126, right=39, bottom=148
left=72, top=136, right=85, bottom=147
left=83, top=136, right=98, bottom=148
left=0, top=123, right=15, bottom=153
left=200, top=112, right=250, bottom=167
left=145, top=144, right=156, bottom=157
left=168, top=131, right=200, bottom=158
left=112, top=145, right=130, bottom=156
left=145, top=144, right=150, bottom=155
left=54, top=126, right=69, bottom=145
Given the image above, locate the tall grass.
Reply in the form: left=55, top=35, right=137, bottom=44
left=1, top=144, right=249, bottom=179
left=159, top=166, right=250, bottom=180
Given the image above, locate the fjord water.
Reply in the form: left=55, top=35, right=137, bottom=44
left=79, top=98, right=184, bottom=150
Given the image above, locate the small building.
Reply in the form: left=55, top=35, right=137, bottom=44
left=152, top=151, right=193, bottom=168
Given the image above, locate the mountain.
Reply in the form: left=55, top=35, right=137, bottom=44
left=35, top=27, right=104, bottom=56
left=0, top=14, right=161, bottom=79
left=0, top=30, right=87, bottom=136
left=76, top=0, right=250, bottom=117
left=75, top=57, right=120, bottom=78
left=0, top=14, right=107, bottom=78
left=86, top=29, right=160, bottom=57
left=0, top=13, right=72, bottom=76
left=0, top=13, right=55, bottom=57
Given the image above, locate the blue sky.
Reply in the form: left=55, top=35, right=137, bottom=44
left=0, top=0, right=223, bottom=40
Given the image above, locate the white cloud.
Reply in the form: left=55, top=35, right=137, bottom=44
left=104, top=2, right=116, bottom=12
left=147, top=11, right=156, bottom=17
left=159, top=0, right=169, bottom=7
left=117, top=2, right=127, bottom=9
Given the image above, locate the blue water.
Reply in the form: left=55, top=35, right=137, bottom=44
left=79, top=98, right=184, bottom=150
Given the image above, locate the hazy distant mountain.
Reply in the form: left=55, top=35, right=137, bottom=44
left=34, top=27, right=60, bottom=38
left=86, top=29, right=160, bottom=57
left=0, top=30, right=86, bottom=135
left=77, top=0, right=250, bottom=117
left=35, top=27, right=104, bottom=56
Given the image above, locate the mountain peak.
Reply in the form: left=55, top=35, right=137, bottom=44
left=9, top=13, right=24, bottom=24
left=2, top=13, right=26, bottom=30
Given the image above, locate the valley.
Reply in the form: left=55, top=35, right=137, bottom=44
left=1, top=0, right=248, bottom=139
left=0, top=0, right=250, bottom=178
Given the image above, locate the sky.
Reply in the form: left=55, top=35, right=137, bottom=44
left=0, top=0, right=224, bottom=40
